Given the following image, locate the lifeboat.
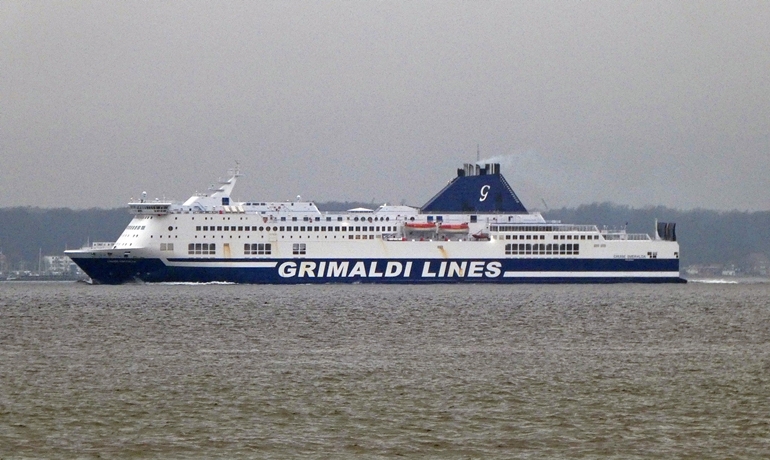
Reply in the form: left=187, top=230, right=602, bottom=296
left=404, top=222, right=437, bottom=230
left=438, top=222, right=469, bottom=232
left=471, top=230, right=490, bottom=240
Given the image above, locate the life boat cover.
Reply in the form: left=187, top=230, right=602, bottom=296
left=421, top=164, right=528, bottom=213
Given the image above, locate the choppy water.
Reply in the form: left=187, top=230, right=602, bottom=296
left=1, top=281, right=769, bottom=459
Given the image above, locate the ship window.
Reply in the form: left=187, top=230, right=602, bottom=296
left=314, top=226, right=319, bottom=231
left=187, top=243, right=216, bottom=255
left=293, top=226, right=299, bottom=231
left=259, top=226, right=264, bottom=231
left=245, top=243, right=272, bottom=255
left=300, top=226, right=306, bottom=231
left=196, top=226, right=201, bottom=231
left=217, top=226, right=223, bottom=231
left=280, top=217, right=286, bottom=221
left=470, top=215, right=477, bottom=223
left=292, top=243, right=306, bottom=255
left=238, top=226, right=243, bottom=231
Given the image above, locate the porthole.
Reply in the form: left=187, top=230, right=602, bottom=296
left=167, top=226, right=173, bottom=231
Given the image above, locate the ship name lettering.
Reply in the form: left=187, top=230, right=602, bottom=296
left=278, top=260, right=502, bottom=278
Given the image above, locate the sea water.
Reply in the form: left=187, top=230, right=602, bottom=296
left=1, top=282, right=768, bottom=458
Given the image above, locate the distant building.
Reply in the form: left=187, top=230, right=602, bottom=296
left=43, top=256, right=81, bottom=275
left=744, top=253, right=769, bottom=276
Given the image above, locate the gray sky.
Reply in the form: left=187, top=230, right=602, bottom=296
left=2, top=1, right=769, bottom=211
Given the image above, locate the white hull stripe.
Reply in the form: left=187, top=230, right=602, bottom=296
left=166, top=261, right=278, bottom=268
left=503, top=271, right=680, bottom=278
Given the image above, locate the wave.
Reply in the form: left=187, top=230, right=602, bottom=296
left=687, top=279, right=739, bottom=284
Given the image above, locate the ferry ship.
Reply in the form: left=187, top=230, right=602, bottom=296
left=65, top=163, right=684, bottom=284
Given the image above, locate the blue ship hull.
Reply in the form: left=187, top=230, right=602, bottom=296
left=70, top=257, right=686, bottom=285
